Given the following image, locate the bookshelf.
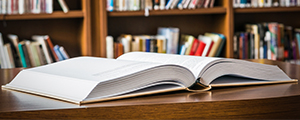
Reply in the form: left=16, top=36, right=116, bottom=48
left=0, top=0, right=91, bottom=57
left=92, top=1, right=233, bottom=58
left=92, top=1, right=300, bottom=59
left=234, top=7, right=300, bottom=32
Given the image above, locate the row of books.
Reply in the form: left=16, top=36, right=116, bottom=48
left=0, top=0, right=69, bottom=15
left=179, top=33, right=225, bottom=57
left=106, top=27, right=226, bottom=58
left=233, top=0, right=300, bottom=8
left=0, top=0, right=53, bottom=14
left=107, top=0, right=216, bottom=12
left=106, top=34, right=168, bottom=58
left=0, top=34, right=69, bottom=69
left=233, top=22, right=300, bottom=63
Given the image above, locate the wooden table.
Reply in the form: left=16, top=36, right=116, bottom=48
left=1, top=59, right=300, bottom=119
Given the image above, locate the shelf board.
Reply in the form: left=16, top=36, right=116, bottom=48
left=0, top=10, right=84, bottom=20
left=108, top=7, right=227, bottom=17
left=235, top=7, right=300, bottom=13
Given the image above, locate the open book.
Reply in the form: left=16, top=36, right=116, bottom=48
left=2, top=52, right=297, bottom=104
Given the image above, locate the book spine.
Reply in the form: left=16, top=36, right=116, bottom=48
left=145, top=39, right=151, bottom=52
left=205, top=40, right=214, bottom=57
left=58, top=0, right=68, bottom=13
left=53, top=45, right=64, bottom=61
left=233, top=33, right=239, bottom=59
left=106, top=36, right=114, bottom=59
left=3, top=44, right=15, bottom=68
left=0, top=33, right=9, bottom=68
left=107, top=0, right=114, bottom=11
left=214, top=34, right=226, bottom=57
left=179, top=44, right=187, bottom=55
left=58, top=46, right=69, bottom=59
left=189, top=38, right=199, bottom=55
left=18, top=43, right=27, bottom=68
left=194, top=40, right=206, bottom=56
left=45, top=0, right=52, bottom=13
left=239, top=33, right=244, bottom=59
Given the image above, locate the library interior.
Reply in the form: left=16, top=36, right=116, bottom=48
left=1, top=0, right=300, bottom=119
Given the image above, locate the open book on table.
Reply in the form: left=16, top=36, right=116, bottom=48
left=2, top=52, right=297, bottom=104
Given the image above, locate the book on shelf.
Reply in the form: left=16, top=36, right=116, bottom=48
left=7, top=34, right=22, bottom=68
left=0, top=33, right=70, bottom=69
left=57, top=0, right=69, bottom=13
left=233, top=0, right=300, bottom=8
left=2, top=52, right=297, bottom=104
left=204, top=33, right=224, bottom=57
left=194, top=39, right=206, bottom=56
left=107, top=0, right=216, bottom=12
left=158, top=27, right=179, bottom=54
left=198, top=35, right=213, bottom=57
left=234, top=22, right=299, bottom=63
left=108, top=31, right=226, bottom=58
left=0, top=33, right=9, bottom=68
left=3, top=43, right=15, bottom=68
left=0, top=0, right=53, bottom=14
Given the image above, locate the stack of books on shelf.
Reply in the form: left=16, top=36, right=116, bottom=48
left=233, top=0, right=300, bottom=8
left=106, top=27, right=226, bottom=58
left=107, top=0, right=216, bottom=12
left=0, top=0, right=53, bottom=14
left=234, top=22, right=300, bottom=64
left=0, top=33, right=69, bottom=69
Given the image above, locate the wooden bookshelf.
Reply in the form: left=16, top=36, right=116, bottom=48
left=0, top=11, right=84, bottom=20
left=108, top=7, right=227, bottom=17
left=0, top=0, right=91, bottom=57
left=92, top=1, right=300, bottom=59
left=92, top=1, right=233, bottom=58
left=234, top=7, right=300, bottom=13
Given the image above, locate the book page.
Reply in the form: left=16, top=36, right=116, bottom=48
left=27, top=57, right=168, bottom=83
left=4, top=57, right=173, bottom=103
left=117, top=52, right=220, bottom=78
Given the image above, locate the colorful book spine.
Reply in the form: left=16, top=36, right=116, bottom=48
left=194, top=40, right=206, bottom=56
left=189, top=38, right=199, bottom=55
left=18, top=43, right=27, bottom=68
left=145, top=39, right=151, bottom=52
left=54, top=45, right=64, bottom=61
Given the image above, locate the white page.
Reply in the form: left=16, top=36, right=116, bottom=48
left=4, top=57, right=168, bottom=102
left=27, top=57, right=166, bottom=83
left=117, top=52, right=220, bottom=78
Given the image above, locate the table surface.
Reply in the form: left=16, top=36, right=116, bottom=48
left=1, top=59, right=300, bottom=119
